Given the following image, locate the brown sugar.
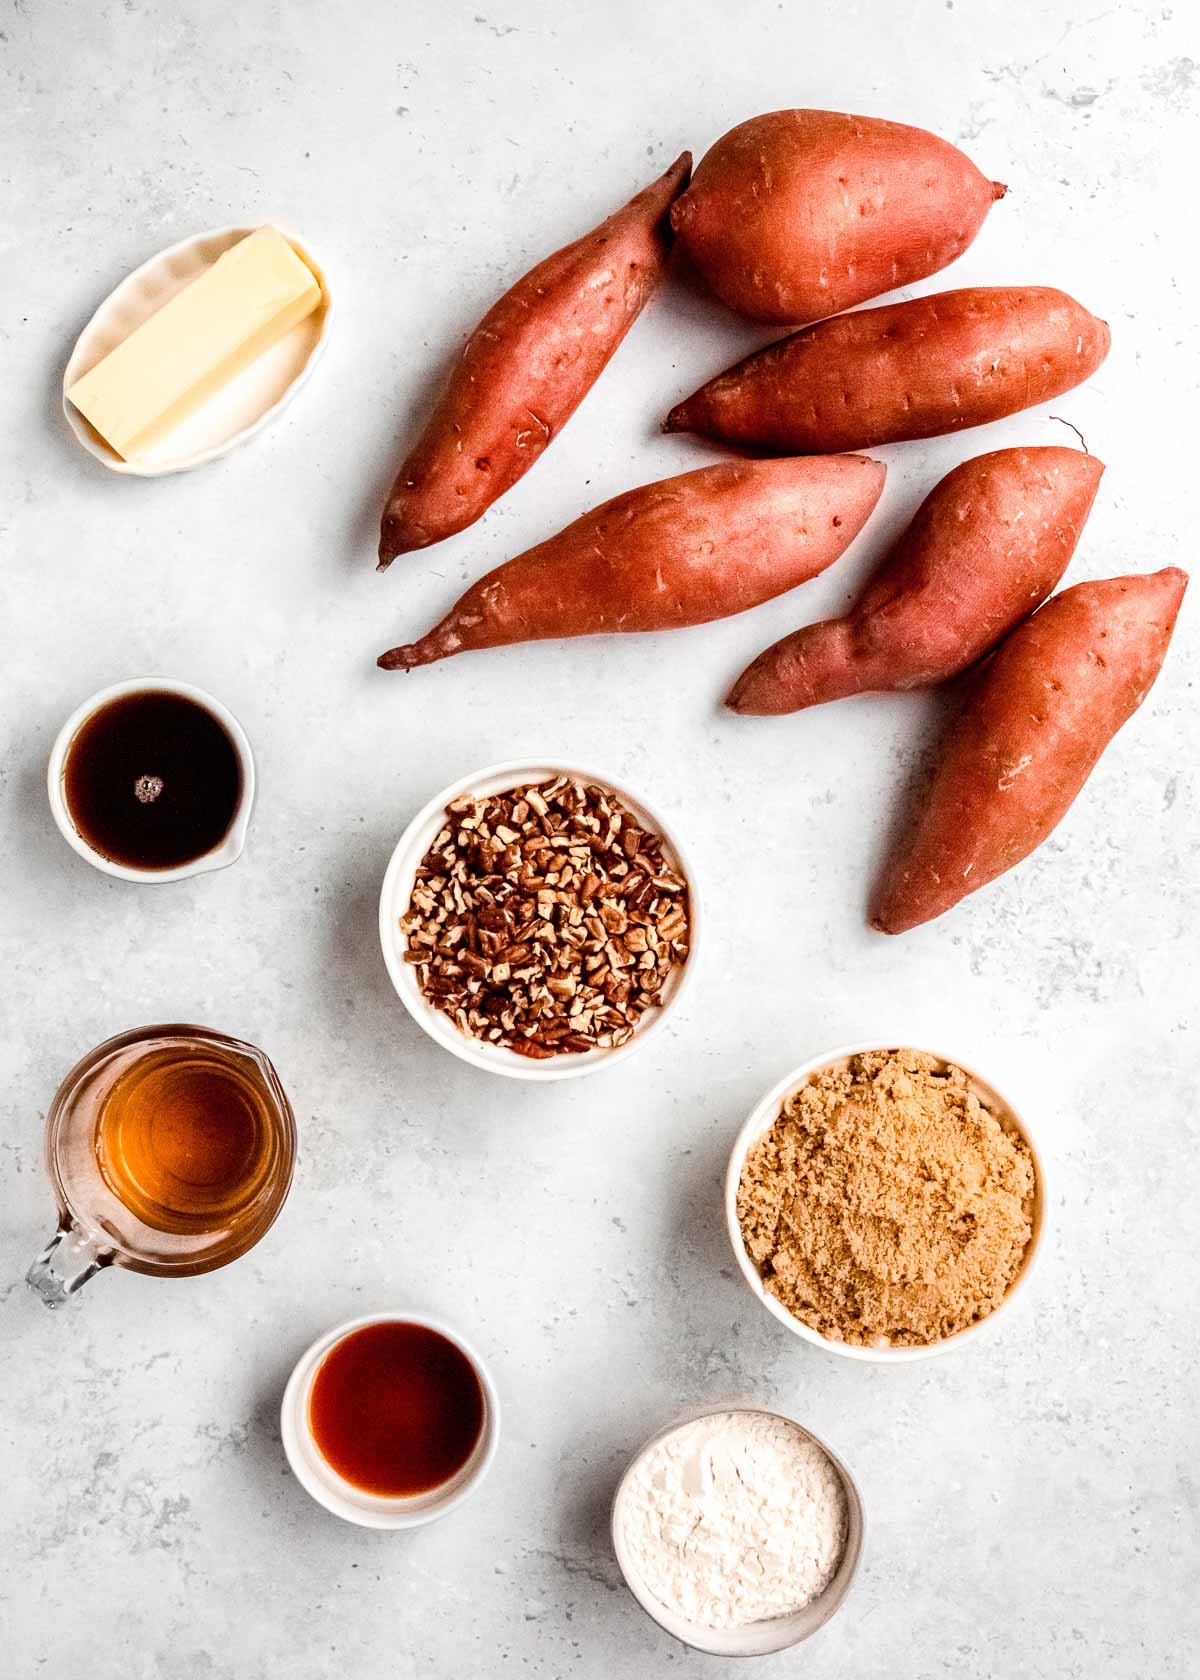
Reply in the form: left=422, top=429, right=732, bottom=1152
left=736, top=1048, right=1037, bottom=1348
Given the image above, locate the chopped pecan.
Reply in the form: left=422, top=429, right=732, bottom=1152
left=401, top=777, right=690, bottom=1058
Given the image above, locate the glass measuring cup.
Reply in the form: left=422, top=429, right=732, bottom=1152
left=27, top=1024, right=296, bottom=1307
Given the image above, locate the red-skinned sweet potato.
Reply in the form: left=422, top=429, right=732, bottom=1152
left=378, top=152, right=692, bottom=568
left=671, top=110, right=1005, bottom=325
left=871, top=567, right=1188, bottom=934
left=378, top=455, right=885, bottom=670
left=728, top=447, right=1105, bottom=715
left=665, top=288, right=1111, bottom=455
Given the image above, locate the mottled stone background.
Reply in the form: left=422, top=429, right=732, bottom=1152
left=1, top=2, right=1197, bottom=1675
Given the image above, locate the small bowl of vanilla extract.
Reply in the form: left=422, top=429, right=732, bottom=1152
left=281, top=1312, right=500, bottom=1528
left=48, top=677, right=255, bottom=881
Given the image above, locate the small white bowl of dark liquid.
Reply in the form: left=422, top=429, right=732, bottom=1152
left=47, top=677, right=255, bottom=882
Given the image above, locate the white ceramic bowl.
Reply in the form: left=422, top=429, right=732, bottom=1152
left=280, top=1311, right=500, bottom=1529
left=725, top=1042, right=1047, bottom=1363
left=378, top=760, right=699, bottom=1081
left=47, top=676, right=256, bottom=882
left=611, top=1404, right=864, bottom=1656
left=62, top=222, right=332, bottom=476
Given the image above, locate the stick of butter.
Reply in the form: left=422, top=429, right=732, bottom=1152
left=67, top=228, right=322, bottom=462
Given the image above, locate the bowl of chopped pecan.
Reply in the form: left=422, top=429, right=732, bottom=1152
left=379, top=761, right=698, bottom=1079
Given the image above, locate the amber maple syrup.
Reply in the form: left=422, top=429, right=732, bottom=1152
left=94, top=1041, right=277, bottom=1236
left=309, top=1321, right=485, bottom=1496
left=63, top=689, right=241, bottom=870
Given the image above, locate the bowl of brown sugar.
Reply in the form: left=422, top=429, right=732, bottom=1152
left=726, top=1044, right=1046, bottom=1362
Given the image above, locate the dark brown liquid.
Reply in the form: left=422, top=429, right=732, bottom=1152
left=309, top=1322, right=486, bottom=1496
left=63, top=689, right=242, bottom=870
left=95, top=1044, right=276, bottom=1235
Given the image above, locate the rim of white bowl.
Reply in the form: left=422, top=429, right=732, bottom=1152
left=724, top=1041, right=1048, bottom=1364
left=61, top=221, right=333, bottom=477
left=280, top=1310, right=501, bottom=1529
left=610, top=1402, right=865, bottom=1656
left=46, top=676, right=256, bottom=883
left=378, top=760, right=700, bottom=1081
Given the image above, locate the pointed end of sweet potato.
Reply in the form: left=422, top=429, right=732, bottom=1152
left=867, top=883, right=917, bottom=935
left=377, top=523, right=401, bottom=571
left=725, top=668, right=771, bottom=715
left=666, top=151, right=693, bottom=191
left=379, top=503, right=439, bottom=570
left=724, top=672, right=807, bottom=717
left=725, top=619, right=859, bottom=717
left=377, top=645, right=416, bottom=671
left=378, top=619, right=463, bottom=670
left=869, top=871, right=945, bottom=936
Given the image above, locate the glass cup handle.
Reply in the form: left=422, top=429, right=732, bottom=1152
left=26, top=1221, right=112, bottom=1307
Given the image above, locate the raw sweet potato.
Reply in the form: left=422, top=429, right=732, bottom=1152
left=665, top=288, right=1111, bottom=455
left=378, top=455, right=885, bottom=670
left=871, top=568, right=1188, bottom=934
left=728, top=447, right=1105, bottom=715
left=670, top=109, right=1005, bottom=325
left=378, top=152, right=692, bottom=568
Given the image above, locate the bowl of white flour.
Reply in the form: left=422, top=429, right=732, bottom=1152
left=610, top=1406, right=864, bottom=1655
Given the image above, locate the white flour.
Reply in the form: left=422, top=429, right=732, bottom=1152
left=618, top=1411, right=847, bottom=1630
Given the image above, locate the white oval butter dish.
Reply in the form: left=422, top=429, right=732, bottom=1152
left=62, top=223, right=332, bottom=476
